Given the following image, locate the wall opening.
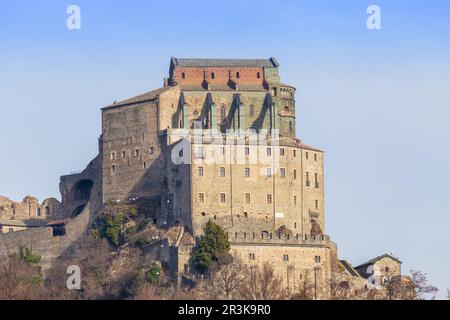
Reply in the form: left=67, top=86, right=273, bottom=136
left=71, top=179, right=93, bottom=201
left=71, top=204, right=86, bottom=218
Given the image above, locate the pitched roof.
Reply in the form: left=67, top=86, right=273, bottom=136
left=103, top=86, right=170, bottom=109
left=171, top=57, right=279, bottom=68
left=355, top=254, right=402, bottom=269
left=339, top=260, right=362, bottom=277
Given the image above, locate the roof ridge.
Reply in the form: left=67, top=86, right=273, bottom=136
left=104, top=86, right=170, bottom=109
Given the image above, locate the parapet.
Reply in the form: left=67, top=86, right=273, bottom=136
left=228, top=231, right=331, bottom=246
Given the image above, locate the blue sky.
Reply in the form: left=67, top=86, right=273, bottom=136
left=1, top=0, right=449, bottom=298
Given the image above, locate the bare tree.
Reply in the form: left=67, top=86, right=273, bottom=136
left=330, top=277, right=354, bottom=300
left=409, top=270, right=438, bottom=300
left=45, top=235, right=114, bottom=299
left=210, top=255, right=246, bottom=300
left=291, top=273, right=315, bottom=300
left=0, top=254, right=44, bottom=300
left=239, top=263, right=287, bottom=300
left=365, top=270, right=437, bottom=300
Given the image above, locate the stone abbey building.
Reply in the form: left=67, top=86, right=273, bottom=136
left=0, top=58, right=404, bottom=299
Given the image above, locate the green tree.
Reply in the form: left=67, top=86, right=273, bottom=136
left=145, top=264, right=162, bottom=284
left=102, top=213, right=125, bottom=246
left=193, top=220, right=230, bottom=273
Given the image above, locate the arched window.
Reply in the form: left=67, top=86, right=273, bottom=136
left=257, top=72, right=261, bottom=79
left=220, top=105, right=227, bottom=122
left=211, top=72, right=215, bottom=79
left=236, top=72, right=240, bottom=79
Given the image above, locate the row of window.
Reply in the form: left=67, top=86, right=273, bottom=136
left=110, top=147, right=155, bottom=161
left=196, top=146, right=319, bottom=160
left=197, top=166, right=320, bottom=187
left=181, top=71, right=261, bottom=80
left=249, top=254, right=322, bottom=263
left=198, top=192, right=319, bottom=208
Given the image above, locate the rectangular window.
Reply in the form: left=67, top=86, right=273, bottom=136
left=221, top=147, right=225, bottom=155
left=306, top=172, right=310, bottom=187
left=220, top=193, right=226, bottom=203
left=219, top=167, right=226, bottom=177
left=306, top=152, right=309, bottom=160
left=267, top=194, right=272, bottom=204
left=315, top=173, right=319, bottom=188
left=280, top=148, right=285, bottom=156
left=294, top=196, right=297, bottom=205
left=293, top=150, right=297, bottom=157
left=134, top=149, right=139, bottom=157
left=266, top=147, right=272, bottom=156
left=245, top=147, right=250, bottom=156
left=294, top=170, right=297, bottom=180
left=314, top=154, right=318, bottom=161
left=122, top=151, right=126, bottom=159
left=315, top=256, right=321, bottom=263
left=280, top=168, right=286, bottom=178
left=245, top=193, right=251, bottom=203
left=195, top=146, right=203, bottom=159
left=198, top=167, right=204, bottom=177
left=266, top=168, right=272, bottom=178
left=110, top=152, right=116, bottom=161
left=199, top=193, right=204, bottom=203
left=111, top=165, right=116, bottom=173
left=150, top=147, right=154, bottom=155
left=283, top=255, right=289, bottom=262
left=245, top=167, right=251, bottom=177
left=315, top=199, right=319, bottom=209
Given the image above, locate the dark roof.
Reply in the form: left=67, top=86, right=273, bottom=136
left=171, top=57, right=279, bottom=68
left=103, top=87, right=170, bottom=109
left=355, top=254, right=402, bottom=269
left=0, top=219, right=48, bottom=227
left=339, top=260, right=362, bottom=277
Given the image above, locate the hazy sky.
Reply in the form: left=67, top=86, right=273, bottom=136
left=1, top=0, right=449, bottom=298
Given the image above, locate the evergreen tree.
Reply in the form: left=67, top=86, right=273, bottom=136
left=193, top=220, right=230, bottom=273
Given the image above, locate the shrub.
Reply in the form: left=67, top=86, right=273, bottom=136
left=20, top=246, right=41, bottom=266
left=27, top=275, right=42, bottom=287
left=145, top=264, right=162, bottom=284
left=135, top=237, right=150, bottom=248
left=193, top=220, right=230, bottom=273
left=129, top=207, right=138, bottom=217
left=102, top=213, right=125, bottom=246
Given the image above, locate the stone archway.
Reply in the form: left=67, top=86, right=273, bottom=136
left=71, top=179, right=93, bottom=201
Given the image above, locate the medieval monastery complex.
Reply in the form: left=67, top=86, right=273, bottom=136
left=0, top=58, right=404, bottom=298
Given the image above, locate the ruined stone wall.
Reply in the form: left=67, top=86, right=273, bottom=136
left=0, top=196, right=63, bottom=221
left=0, top=156, right=103, bottom=271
